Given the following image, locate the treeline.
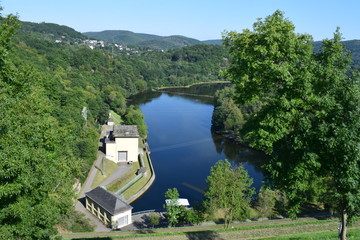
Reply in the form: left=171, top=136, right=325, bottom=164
left=1, top=13, right=88, bottom=239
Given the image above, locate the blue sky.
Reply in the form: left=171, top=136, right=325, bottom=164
left=1, top=0, right=359, bottom=41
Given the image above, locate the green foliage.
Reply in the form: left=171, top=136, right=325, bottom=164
left=164, top=188, right=183, bottom=227
left=203, top=160, right=255, bottom=228
left=212, top=86, right=244, bottom=137
left=212, top=86, right=264, bottom=141
left=182, top=209, right=204, bottom=225
left=0, top=9, right=80, bottom=239
left=124, top=105, right=148, bottom=138
left=59, top=211, right=95, bottom=233
left=148, top=212, right=160, bottom=228
left=83, top=30, right=201, bottom=50
left=19, top=21, right=85, bottom=43
left=254, top=186, right=288, bottom=218
left=224, top=10, right=360, bottom=239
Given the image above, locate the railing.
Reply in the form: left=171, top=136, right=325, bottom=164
left=114, top=172, right=143, bottom=195
left=132, top=209, right=166, bottom=216
left=139, top=152, right=145, bottom=168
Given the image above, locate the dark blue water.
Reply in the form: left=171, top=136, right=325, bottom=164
left=130, top=90, right=266, bottom=212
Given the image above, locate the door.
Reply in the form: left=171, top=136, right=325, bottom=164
left=118, top=151, right=127, bottom=161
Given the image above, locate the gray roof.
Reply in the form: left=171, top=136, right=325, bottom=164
left=112, top=125, right=139, bottom=138
left=85, top=187, right=133, bottom=215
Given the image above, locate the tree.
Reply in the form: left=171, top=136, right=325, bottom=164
left=203, top=160, right=254, bottom=228
left=148, top=212, right=160, bottom=228
left=212, top=87, right=245, bottom=134
left=223, top=10, right=360, bottom=239
left=0, top=8, right=78, bottom=239
left=164, top=188, right=183, bottom=227
left=124, top=105, right=148, bottom=138
left=255, top=186, right=280, bottom=218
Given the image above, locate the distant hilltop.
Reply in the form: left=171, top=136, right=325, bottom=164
left=83, top=30, right=222, bottom=50
left=16, top=21, right=360, bottom=64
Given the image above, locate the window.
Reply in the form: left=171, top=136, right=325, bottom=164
left=118, top=151, right=127, bottom=161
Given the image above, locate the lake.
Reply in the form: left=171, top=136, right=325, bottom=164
left=129, top=84, right=266, bottom=212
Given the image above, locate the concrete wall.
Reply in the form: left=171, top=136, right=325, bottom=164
left=105, top=142, right=117, bottom=162
left=112, top=209, right=132, bottom=228
left=116, top=137, right=138, bottom=162
left=106, top=137, right=138, bottom=163
left=85, top=197, right=112, bottom=227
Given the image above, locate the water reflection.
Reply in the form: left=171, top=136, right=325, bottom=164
left=128, top=90, right=162, bottom=106
left=210, top=130, right=266, bottom=173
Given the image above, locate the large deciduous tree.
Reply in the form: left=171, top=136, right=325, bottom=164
left=223, top=10, right=360, bottom=239
left=203, top=160, right=254, bottom=228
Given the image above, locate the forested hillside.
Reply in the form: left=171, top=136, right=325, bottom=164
left=13, top=20, right=229, bottom=122
left=84, top=30, right=204, bottom=49
left=10, top=19, right=229, bottom=185
left=1, top=13, right=229, bottom=238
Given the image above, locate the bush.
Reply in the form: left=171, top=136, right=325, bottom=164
left=59, top=210, right=95, bottom=233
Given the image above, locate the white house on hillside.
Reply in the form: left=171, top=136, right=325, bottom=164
left=105, top=125, right=139, bottom=163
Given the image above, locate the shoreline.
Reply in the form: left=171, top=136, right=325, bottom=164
left=126, top=139, right=156, bottom=204
left=155, top=80, right=230, bottom=90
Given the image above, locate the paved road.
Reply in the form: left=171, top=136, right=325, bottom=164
left=74, top=125, right=114, bottom=232
left=100, top=162, right=131, bottom=186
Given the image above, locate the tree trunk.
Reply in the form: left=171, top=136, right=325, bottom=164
left=339, top=211, right=347, bottom=240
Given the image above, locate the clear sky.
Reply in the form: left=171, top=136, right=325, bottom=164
left=1, top=0, right=359, bottom=41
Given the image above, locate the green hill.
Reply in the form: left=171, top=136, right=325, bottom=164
left=83, top=30, right=202, bottom=49
left=314, top=39, right=360, bottom=66
left=83, top=30, right=162, bottom=45
left=19, top=21, right=86, bottom=43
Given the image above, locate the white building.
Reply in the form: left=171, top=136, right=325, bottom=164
left=105, top=125, right=139, bottom=163
left=85, top=187, right=133, bottom=229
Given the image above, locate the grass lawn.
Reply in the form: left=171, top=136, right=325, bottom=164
left=61, top=217, right=360, bottom=240
left=90, top=158, right=119, bottom=189
left=109, top=110, right=122, bottom=125
left=258, top=227, right=360, bottom=240
left=122, top=150, right=152, bottom=200
left=106, top=161, right=140, bottom=192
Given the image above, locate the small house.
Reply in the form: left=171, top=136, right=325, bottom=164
left=105, top=125, right=139, bottom=163
left=85, top=187, right=133, bottom=229
left=107, top=118, right=114, bottom=126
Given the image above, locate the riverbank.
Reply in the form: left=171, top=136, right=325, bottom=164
left=125, top=139, right=156, bottom=204
left=155, top=80, right=230, bottom=90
